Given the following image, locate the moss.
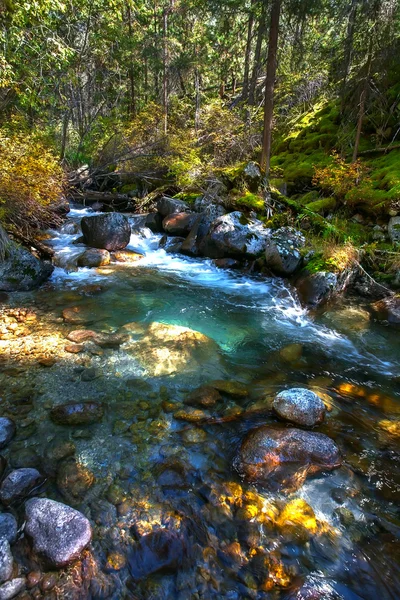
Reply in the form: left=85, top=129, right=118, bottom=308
left=173, top=192, right=200, bottom=205
left=231, top=192, right=264, bottom=212
left=305, top=197, right=337, bottom=213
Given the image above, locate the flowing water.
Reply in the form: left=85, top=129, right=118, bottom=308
left=1, top=205, right=400, bottom=599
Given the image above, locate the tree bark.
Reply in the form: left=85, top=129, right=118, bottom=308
left=260, top=0, right=281, bottom=175
left=127, top=2, right=137, bottom=118
left=162, top=5, right=168, bottom=134
left=242, top=0, right=255, bottom=100
left=340, top=0, right=358, bottom=113
left=249, top=1, right=267, bottom=106
left=352, top=34, right=373, bottom=162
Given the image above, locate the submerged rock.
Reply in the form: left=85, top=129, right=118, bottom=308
left=111, top=250, right=143, bottom=263
left=209, top=379, right=249, bottom=397
left=184, top=386, right=222, bottom=408
left=81, top=213, right=131, bottom=251
left=50, top=402, right=104, bottom=426
left=200, top=211, right=271, bottom=259
left=0, top=468, right=44, bottom=505
left=124, top=321, right=221, bottom=377
left=0, top=418, right=15, bottom=450
left=273, top=388, right=326, bottom=426
left=128, top=529, right=186, bottom=581
left=237, top=426, right=342, bottom=492
left=56, top=459, right=95, bottom=502
left=264, top=227, right=305, bottom=276
left=77, top=248, right=110, bottom=268
left=25, top=498, right=92, bottom=567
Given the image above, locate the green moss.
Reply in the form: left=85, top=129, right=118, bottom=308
left=232, top=192, right=264, bottom=211
left=305, top=197, right=336, bottom=213
left=173, top=192, right=200, bottom=205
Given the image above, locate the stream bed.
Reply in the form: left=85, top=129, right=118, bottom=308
left=1, top=205, right=400, bottom=599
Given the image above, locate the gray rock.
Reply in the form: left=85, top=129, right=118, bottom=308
left=295, top=271, right=339, bottom=307
left=243, top=161, right=262, bottom=192
left=25, top=498, right=92, bottom=567
left=237, top=426, right=342, bottom=492
left=0, top=579, right=25, bottom=600
left=0, top=514, right=18, bottom=544
left=0, top=226, right=53, bottom=292
left=81, top=213, right=131, bottom=251
left=162, top=212, right=198, bottom=236
left=0, top=468, right=43, bottom=506
left=0, top=419, right=15, bottom=450
left=273, top=388, right=326, bottom=426
left=144, top=212, right=163, bottom=233
left=157, top=196, right=190, bottom=218
left=371, top=295, right=400, bottom=326
left=388, top=216, right=400, bottom=244
left=77, top=248, right=110, bottom=268
left=0, top=540, right=13, bottom=583
left=264, top=227, right=305, bottom=275
left=200, top=211, right=271, bottom=259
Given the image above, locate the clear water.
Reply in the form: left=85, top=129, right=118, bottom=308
left=1, top=205, right=400, bottom=599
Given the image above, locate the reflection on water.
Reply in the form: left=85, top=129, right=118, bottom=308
left=0, top=205, right=399, bottom=599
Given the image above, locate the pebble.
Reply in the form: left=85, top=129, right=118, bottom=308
left=0, top=540, right=13, bottom=583
left=0, top=514, right=18, bottom=544
left=0, top=468, right=44, bottom=505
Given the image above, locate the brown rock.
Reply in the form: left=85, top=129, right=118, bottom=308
left=66, top=330, right=98, bottom=343
left=184, top=386, right=221, bottom=408
left=64, top=344, right=85, bottom=354
left=50, top=402, right=104, bottom=426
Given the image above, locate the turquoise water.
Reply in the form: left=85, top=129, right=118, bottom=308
left=1, top=205, right=400, bottom=599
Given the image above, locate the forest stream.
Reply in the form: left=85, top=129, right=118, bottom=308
left=1, top=205, right=400, bottom=600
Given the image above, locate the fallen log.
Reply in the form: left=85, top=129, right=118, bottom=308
left=11, top=231, right=54, bottom=259
left=69, top=190, right=136, bottom=210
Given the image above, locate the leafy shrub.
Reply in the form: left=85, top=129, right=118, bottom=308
left=312, top=151, right=370, bottom=200
left=0, top=129, right=65, bottom=234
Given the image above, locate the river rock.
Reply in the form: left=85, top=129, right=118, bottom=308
left=371, top=295, right=400, bottom=325
left=0, top=579, right=25, bottom=600
left=0, top=457, right=6, bottom=479
left=128, top=529, right=186, bottom=581
left=111, top=250, right=143, bottom=263
left=124, top=321, right=221, bottom=377
left=237, top=426, right=342, bottom=491
left=273, top=388, right=326, bottom=426
left=0, top=419, right=15, bottom=450
left=0, top=540, right=13, bottom=583
left=0, top=226, right=53, bottom=292
left=56, top=459, right=95, bottom=502
left=180, top=215, right=211, bottom=257
left=162, top=212, right=198, bottom=236
left=184, top=386, right=222, bottom=408
left=264, top=227, right=305, bottom=275
left=209, top=379, right=249, bottom=397
left=200, top=211, right=271, bottom=259
left=50, top=402, right=104, bottom=426
left=0, top=514, right=17, bottom=544
left=77, top=248, right=110, bottom=268
left=144, top=212, right=163, bottom=233
left=295, top=270, right=340, bottom=307
left=66, top=329, right=98, bottom=343
left=156, top=196, right=190, bottom=218
left=25, top=498, right=92, bottom=567
left=81, top=213, right=131, bottom=251
left=388, top=216, right=400, bottom=244
left=0, top=468, right=44, bottom=505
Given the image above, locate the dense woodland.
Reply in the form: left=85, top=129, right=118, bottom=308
left=1, top=0, right=400, bottom=283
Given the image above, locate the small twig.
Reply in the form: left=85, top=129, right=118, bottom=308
left=355, top=260, right=395, bottom=296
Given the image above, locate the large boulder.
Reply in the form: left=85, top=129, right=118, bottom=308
left=144, top=212, right=163, bottom=233
left=0, top=226, right=53, bottom=292
left=162, top=212, right=198, bottom=237
left=236, top=426, right=342, bottom=492
left=243, top=161, right=262, bottom=192
left=264, top=227, right=305, bottom=276
left=25, top=498, right=92, bottom=567
left=81, top=213, right=131, bottom=251
left=156, top=196, right=190, bottom=218
left=371, top=294, right=400, bottom=326
left=273, top=388, right=326, bottom=426
left=388, top=216, right=400, bottom=244
left=0, top=418, right=15, bottom=450
left=180, top=215, right=211, bottom=257
left=200, top=211, right=271, bottom=259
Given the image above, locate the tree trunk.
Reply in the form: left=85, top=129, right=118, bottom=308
left=127, top=2, right=136, bottom=118
left=242, top=0, right=255, bottom=100
left=249, top=1, right=267, bottom=106
left=352, top=35, right=373, bottom=162
left=60, top=110, right=70, bottom=162
left=195, top=67, right=201, bottom=132
left=340, top=0, right=358, bottom=113
left=260, top=0, right=281, bottom=175
left=162, top=6, right=168, bottom=134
